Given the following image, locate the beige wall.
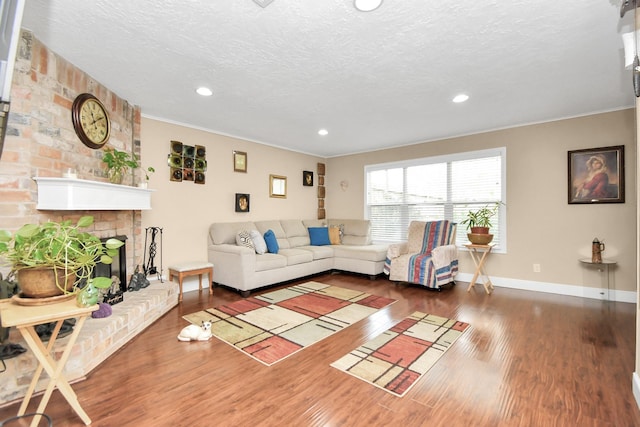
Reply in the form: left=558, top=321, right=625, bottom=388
left=326, top=109, right=637, bottom=293
left=140, top=118, right=324, bottom=269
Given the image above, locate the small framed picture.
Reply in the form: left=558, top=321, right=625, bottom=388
left=303, top=171, right=313, bottom=186
left=235, top=193, right=250, bottom=212
left=568, top=145, right=624, bottom=204
left=233, top=151, right=247, bottom=173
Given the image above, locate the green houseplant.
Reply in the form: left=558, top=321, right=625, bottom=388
left=460, top=203, right=501, bottom=244
left=460, top=204, right=500, bottom=233
left=102, top=147, right=139, bottom=184
left=0, top=216, right=124, bottom=301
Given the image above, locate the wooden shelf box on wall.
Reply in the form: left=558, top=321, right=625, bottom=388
left=317, top=162, right=326, bottom=219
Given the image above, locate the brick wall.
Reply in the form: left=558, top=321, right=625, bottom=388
left=0, top=30, right=144, bottom=282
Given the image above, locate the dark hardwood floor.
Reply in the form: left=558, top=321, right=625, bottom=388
left=1, top=273, right=639, bottom=426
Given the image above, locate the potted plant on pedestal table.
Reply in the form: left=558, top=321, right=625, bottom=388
left=0, top=216, right=124, bottom=306
left=460, top=203, right=500, bottom=245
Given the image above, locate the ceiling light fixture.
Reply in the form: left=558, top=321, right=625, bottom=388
left=196, top=87, right=213, bottom=96
left=354, top=0, right=383, bottom=12
left=318, top=129, right=329, bottom=136
left=452, top=94, right=469, bottom=103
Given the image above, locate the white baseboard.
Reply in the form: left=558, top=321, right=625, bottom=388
left=175, top=272, right=637, bottom=303
left=455, top=273, right=637, bottom=303
left=161, top=275, right=211, bottom=294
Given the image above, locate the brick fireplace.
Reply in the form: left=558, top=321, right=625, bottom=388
left=0, top=30, right=145, bottom=283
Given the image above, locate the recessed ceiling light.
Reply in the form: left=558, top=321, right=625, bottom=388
left=354, top=0, right=383, bottom=12
left=318, top=129, right=329, bottom=136
left=452, top=94, right=469, bottom=103
left=196, top=87, right=213, bottom=96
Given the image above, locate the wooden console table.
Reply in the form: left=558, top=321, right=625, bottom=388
left=465, top=243, right=495, bottom=294
left=0, top=298, right=97, bottom=426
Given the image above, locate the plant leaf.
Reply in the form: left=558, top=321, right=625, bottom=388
left=92, top=276, right=113, bottom=288
left=77, top=216, right=94, bottom=228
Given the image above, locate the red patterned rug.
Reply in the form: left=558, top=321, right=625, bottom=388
left=183, top=281, right=396, bottom=366
left=331, top=311, right=469, bottom=397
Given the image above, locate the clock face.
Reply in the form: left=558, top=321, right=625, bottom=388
left=72, top=93, right=111, bottom=149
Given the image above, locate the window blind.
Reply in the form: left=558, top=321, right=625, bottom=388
left=365, top=148, right=506, bottom=249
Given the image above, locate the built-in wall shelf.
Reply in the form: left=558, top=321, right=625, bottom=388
left=33, top=177, right=154, bottom=210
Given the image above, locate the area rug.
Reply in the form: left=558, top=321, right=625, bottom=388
left=330, top=311, right=469, bottom=397
left=182, top=281, right=396, bottom=366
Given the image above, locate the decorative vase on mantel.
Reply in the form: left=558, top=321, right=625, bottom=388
left=107, top=167, right=124, bottom=184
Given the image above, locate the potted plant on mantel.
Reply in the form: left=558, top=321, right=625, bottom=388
left=102, top=147, right=140, bottom=185
left=0, top=216, right=124, bottom=305
left=460, top=203, right=501, bottom=245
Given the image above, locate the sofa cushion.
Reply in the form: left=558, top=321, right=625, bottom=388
left=236, top=230, right=255, bottom=249
left=328, top=219, right=371, bottom=245
left=298, top=245, right=334, bottom=260
left=264, top=229, right=279, bottom=254
left=308, top=227, right=331, bottom=246
left=303, top=219, right=326, bottom=228
left=210, top=221, right=257, bottom=245
left=254, top=253, right=287, bottom=272
left=279, top=248, right=314, bottom=266
left=281, top=219, right=310, bottom=247
left=332, top=244, right=388, bottom=262
left=255, top=220, right=290, bottom=249
left=250, top=230, right=267, bottom=254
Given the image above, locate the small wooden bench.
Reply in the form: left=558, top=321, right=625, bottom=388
left=167, top=262, right=214, bottom=302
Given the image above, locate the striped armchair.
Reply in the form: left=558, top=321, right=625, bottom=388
left=383, top=220, right=458, bottom=290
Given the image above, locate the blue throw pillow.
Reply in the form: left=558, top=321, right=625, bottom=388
left=308, top=227, right=331, bottom=246
left=263, top=229, right=279, bottom=254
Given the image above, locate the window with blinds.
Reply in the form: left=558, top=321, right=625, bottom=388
left=365, top=147, right=506, bottom=250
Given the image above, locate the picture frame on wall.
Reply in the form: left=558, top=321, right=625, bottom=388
left=235, top=193, right=250, bottom=212
left=303, top=171, right=313, bottom=186
left=568, top=145, right=624, bottom=204
left=233, top=151, right=247, bottom=172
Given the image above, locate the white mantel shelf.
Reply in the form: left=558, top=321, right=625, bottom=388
left=34, top=177, right=154, bottom=211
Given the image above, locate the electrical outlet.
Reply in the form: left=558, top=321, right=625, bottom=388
left=533, top=264, right=541, bottom=273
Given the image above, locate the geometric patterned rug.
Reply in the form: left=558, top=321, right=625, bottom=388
left=182, top=281, right=396, bottom=366
left=330, top=311, right=469, bottom=397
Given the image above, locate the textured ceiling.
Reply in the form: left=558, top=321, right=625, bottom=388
left=21, top=0, right=636, bottom=157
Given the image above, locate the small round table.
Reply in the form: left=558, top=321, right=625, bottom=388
left=579, top=258, right=617, bottom=300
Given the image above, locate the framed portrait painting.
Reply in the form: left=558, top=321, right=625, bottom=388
left=303, top=171, right=313, bottom=186
left=235, top=193, right=250, bottom=212
left=568, top=145, right=624, bottom=204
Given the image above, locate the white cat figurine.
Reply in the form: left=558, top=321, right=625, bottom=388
left=177, top=320, right=212, bottom=341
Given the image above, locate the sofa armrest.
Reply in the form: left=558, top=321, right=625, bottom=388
left=209, top=243, right=254, bottom=255
left=207, top=244, right=257, bottom=289
left=386, top=242, right=408, bottom=260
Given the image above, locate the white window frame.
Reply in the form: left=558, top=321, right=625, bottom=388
left=364, top=147, right=507, bottom=253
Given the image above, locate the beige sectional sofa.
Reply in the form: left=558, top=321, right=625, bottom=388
left=207, top=219, right=388, bottom=296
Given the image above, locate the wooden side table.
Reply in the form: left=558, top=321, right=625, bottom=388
left=0, top=298, right=98, bottom=426
left=168, top=261, right=214, bottom=302
left=465, top=243, right=495, bottom=294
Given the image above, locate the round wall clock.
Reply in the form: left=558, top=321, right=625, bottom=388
left=71, top=93, right=111, bottom=149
